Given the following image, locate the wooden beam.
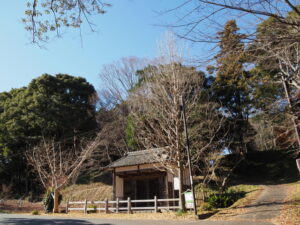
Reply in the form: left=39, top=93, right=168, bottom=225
left=112, top=168, right=116, bottom=200
left=116, top=169, right=166, bottom=177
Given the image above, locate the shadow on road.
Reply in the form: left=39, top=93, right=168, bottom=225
left=198, top=211, right=219, bottom=220
left=1, top=218, right=112, bottom=225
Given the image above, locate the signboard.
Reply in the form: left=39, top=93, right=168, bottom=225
left=184, top=191, right=194, bottom=209
left=173, top=177, right=179, bottom=190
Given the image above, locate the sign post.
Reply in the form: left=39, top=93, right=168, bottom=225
left=184, top=191, right=194, bottom=209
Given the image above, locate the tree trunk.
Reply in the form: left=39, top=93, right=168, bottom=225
left=221, top=156, right=244, bottom=191
left=53, top=190, right=60, bottom=213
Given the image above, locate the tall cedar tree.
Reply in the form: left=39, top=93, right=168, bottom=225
left=212, top=20, right=254, bottom=153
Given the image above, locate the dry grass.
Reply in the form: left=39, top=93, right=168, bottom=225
left=61, top=182, right=113, bottom=202
left=274, top=181, right=300, bottom=225
left=34, top=211, right=198, bottom=221
left=0, top=200, right=43, bottom=213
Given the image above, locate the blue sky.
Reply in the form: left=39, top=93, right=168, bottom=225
left=1, top=0, right=253, bottom=93
left=0, top=0, right=195, bottom=92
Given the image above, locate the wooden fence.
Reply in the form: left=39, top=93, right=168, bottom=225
left=66, top=197, right=180, bottom=214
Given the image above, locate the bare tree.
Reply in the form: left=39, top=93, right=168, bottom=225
left=128, top=35, right=213, bottom=210
left=188, top=102, right=231, bottom=183
left=276, top=42, right=300, bottom=91
left=91, top=104, right=130, bottom=170
left=256, top=40, right=300, bottom=148
left=277, top=43, right=300, bottom=147
left=95, top=57, right=149, bottom=163
left=26, top=135, right=100, bottom=213
left=23, top=0, right=111, bottom=44
left=167, top=1, right=300, bottom=43
left=98, top=57, right=148, bottom=108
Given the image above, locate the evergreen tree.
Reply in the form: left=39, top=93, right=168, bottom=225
left=211, top=20, right=255, bottom=153
left=0, top=74, right=97, bottom=194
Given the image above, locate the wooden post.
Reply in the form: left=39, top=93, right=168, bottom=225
left=154, top=196, right=158, bottom=213
left=91, top=201, right=95, bottom=213
left=65, top=201, right=69, bottom=214
left=116, top=198, right=119, bottom=213
left=164, top=173, right=170, bottom=209
left=84, top=199, right=87, bottom=214
left=127, top=197, right=131, bottom=214
left=105, top=198, right=108, bottom=214
left=113, top=169, right=116, bottom=200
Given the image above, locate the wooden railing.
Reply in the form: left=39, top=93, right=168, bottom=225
left=66, top=196, right=180, bottom=214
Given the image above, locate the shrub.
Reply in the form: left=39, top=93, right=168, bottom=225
left=206, top=190, right=245, bottom=208
left=0, top=210, right=9, bottom=214
left=43, top=190, right=62, bottom=213
left=88, top=205, right=97, bottom=213
left=201, top=202, right=214, bottom=211
left=43, top=190, right=53, bottom=213
left=31, top=209, right=39, bottom=215
left=175, top=209, right=186, bottom=216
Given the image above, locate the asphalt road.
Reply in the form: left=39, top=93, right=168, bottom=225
left=237, top=185, right=287, bottom=221
left=0, top=214, right=274, bottom=225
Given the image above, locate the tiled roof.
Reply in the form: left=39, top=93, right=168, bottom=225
left=108, top=148, right=165, bottom=168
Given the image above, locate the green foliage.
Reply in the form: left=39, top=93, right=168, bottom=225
left=249, top=8, right=298, bottom=110
left=206, top=190, right=245, bottom=209
left=31, top=209, right=39, bottom=215
left=0, top=210, right=9, bottom=214
left=175, top=209, right=187, bottom=216
left=201, top=202, right=214, bottom=211
left=125, top=116, right=138, bottom=150
left=0, top=73, right=97, bottom=195
left=88, top=205, right=97, bottom=213
left=43, top=189, right=62, bottom=213
left=23, top=1, right=111, bottom=43
left=43, top=190, right=54, bottom=213
left=211, top=20, right=255, bottom=153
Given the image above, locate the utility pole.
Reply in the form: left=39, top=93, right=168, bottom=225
left=181, top=96, right=197, bottom=216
